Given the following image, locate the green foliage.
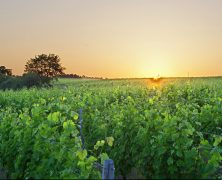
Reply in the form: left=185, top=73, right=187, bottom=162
left=0, top=97, right=103, bottom=179
left=0, top=74, right=10, bottom=84
left=0, top=78, right=222, bottom=178
left=0, top=76, right=23, bottom=90
left=0, top=73, right=52, bottom=90
left=22, top=72, right=52, bottom=88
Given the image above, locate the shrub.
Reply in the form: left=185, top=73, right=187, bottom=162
left=0, top=73, right=53, bottom=90
left=0, top=76, right=22, bottom=90
left=21, top=73, right=52, bottom=88
left=0, top=75, right=10, bottom=84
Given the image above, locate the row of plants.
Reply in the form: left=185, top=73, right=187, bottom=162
left=80, top=80, right=222, bottom=178
left=0, top=93, right=113, bottom=179
left=0, top=78, right=221, bottom=178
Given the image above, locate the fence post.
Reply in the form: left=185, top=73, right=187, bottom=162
left=102, top=159, right=115, bottom=180
left=79, top=108, right=85, bottom=149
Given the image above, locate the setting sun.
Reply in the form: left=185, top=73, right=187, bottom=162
left=153, top=75, right=160, bottom=81
left=138, top=55, right=172, bottom=78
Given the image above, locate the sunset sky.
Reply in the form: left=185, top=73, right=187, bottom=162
left=1, top=0, right=222, bottom=78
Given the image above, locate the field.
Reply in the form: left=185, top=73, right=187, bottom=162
left=0, top=78, right=222, bottom=179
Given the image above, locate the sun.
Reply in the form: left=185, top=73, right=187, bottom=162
left=138, top=55, right=171, bottom=78
left=148, top=74, right=164, bottom=88
left=151, top=74, right=163, bottom=83
left=153, top=74, right=160, bottom=80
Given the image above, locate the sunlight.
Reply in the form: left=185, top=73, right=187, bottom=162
left=153, top=74, right=160, bottom=80
left=138, top=56, right=171, bottom=78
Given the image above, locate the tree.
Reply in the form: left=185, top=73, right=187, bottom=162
left=24, top=54, right=65, bottom=78
left=0, top=66, right=12, bottom=76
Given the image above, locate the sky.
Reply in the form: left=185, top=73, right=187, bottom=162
left=0, top=0, right=222, bottom=78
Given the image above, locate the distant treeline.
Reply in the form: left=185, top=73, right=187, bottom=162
left=59, top=73, right=103, bottom=79
left=0, top=73, right=104, bottom=91
left=0, top=53, right=105, bottom=90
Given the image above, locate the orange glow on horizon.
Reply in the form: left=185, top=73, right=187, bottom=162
left=1, top=1, right=222, bottom=78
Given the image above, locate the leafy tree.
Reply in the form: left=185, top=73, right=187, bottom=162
left=0, top=66, right=12, bottom=76
left=24, top=54, right=65, bottom=78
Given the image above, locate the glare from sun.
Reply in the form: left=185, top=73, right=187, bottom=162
left=138, top=55, right=171, bottom=78
left=153, top=74, right=160, bottom=80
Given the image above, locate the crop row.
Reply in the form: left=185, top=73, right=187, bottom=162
left=0, top=79, right=221, bottom=178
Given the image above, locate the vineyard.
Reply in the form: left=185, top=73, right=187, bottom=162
left=0, top=78, right=222, bottom=179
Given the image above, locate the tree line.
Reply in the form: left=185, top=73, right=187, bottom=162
left=0, top=54, right=85, bottom=90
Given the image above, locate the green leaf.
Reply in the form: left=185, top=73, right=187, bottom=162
left=106, top=137, right=114, bottom=147
left=100, top=153, right=109, bottom=164
left=61, top=96, right=67, bottom=101
left=76, top=150, right=87, bottom=160
left=167, top=157, right=174, bottom=165
left=47, top=112, right=61, bottom=123
left=74, top=114, right=79, bottom=121
left=94, top=140, right=105, bottom=150
left=63, top=120, right=75, bottom=130
left=213, top=136, right=222, bottom=147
